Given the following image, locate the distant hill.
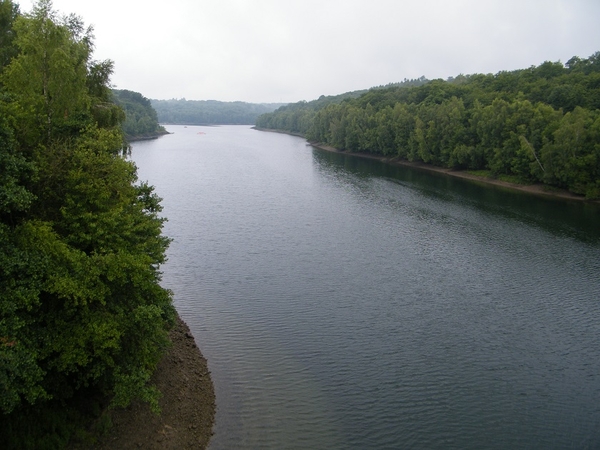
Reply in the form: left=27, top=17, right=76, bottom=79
left=256, top=53, right=600, bottom=199
left=255, top=77, right=429, bottom=134
left=112, top=89, right=167, bottom=141
left=151, top=99, right=285, bottom=125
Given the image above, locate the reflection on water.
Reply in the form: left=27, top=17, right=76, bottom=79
left=132, top=125, right=600, bottom=449
left=312, top=149, right=600, bottom=244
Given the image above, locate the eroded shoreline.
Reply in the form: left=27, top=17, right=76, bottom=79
left=85, top=316, right=216, bottom=449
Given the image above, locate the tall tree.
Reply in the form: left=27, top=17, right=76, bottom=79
left=0, top=0, right=19, bottom=72
left=2, top=0, right=93, bottom=145
left=1, top=2, right=174, bottom=446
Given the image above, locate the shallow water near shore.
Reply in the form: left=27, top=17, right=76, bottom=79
left=132, top=125, right=600, bottom=449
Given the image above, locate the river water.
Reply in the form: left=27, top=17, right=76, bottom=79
left=131, top=125, right=600, bottom=449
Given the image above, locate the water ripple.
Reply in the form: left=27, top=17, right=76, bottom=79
left=133, top=126, right=600, bottom=450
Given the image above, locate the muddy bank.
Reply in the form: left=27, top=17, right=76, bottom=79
left=84, top=316, right=215, bottom=449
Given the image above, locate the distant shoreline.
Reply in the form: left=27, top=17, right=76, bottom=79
left=253, top=127, right=595, bottom=203
left=127, top=130, right=171, bottom=142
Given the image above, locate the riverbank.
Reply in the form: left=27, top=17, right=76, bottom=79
left=127, top=130, right=172, bottom=142
left=253, top=127, right=593, bottom=202
left=311, top=142, right=594, bottom=202
left=76, top=316, right=215, bottom=449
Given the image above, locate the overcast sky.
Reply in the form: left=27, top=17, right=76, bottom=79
left=18, top=0, right=600, bottom=103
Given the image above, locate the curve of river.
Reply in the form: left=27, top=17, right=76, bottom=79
left=132, top=125, right=600, bottom=450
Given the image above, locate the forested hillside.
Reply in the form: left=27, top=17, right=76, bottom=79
left=112, top=89, right=167, bottom=140
left=0, top=1, right=174, bottom=447
left=152, top=98, right=283, bottom=125
left=255, top=78, right=430, bottom=135
left=257, top=55, right=600, bottom=199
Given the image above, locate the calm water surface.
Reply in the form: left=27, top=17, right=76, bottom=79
left=132, top=125, right=600, bottom=449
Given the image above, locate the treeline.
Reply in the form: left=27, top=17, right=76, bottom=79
left=256, top=77, right=429, bottom=135
left=152, top=98, right=283, bottom=125
left=112, top=89, right=167, bottom=140
left=256, top=56, right=600, bottom=199
left=1, top=1, right=174, bottom=448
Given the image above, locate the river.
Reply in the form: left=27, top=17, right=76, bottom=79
left=131, top=125, right=600, bottom=449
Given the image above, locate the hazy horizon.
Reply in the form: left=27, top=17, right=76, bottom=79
left=19, top=0, right=600, bottom=104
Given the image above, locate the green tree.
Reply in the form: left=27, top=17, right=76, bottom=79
left=257, top=51, right=600, bottom=198
left=391, top=102, right=415, bottom=160
left=374, top=106, right=395, bottom=155
left=113, top=89, right=165, bottom=139
left=2, top=0, right=94, bottom=146
left=541, top=107, right=600, bottom=197
left=0, top=2, right=174, bottom=446
left=0, top=0, right=19, bottom=72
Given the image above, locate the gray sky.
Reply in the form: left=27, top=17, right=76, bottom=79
left=19, top=0, right=600, bottom=103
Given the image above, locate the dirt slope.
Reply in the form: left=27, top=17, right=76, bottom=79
left=89, top=316, right=215, bottom=449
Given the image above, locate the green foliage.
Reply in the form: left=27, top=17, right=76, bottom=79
left=0, top=1, right=175, bottom=447
left=0, top=115, right=34, bottom=222
left=257, top=53, right=600, bottom=198
left=0, top=0, right=19, bottom=71
left=153, top=98, right=284, bottom=125
left=2, top=0, right=93, bottom=146
left=112, top=89, right=165, bottom=139
left=257, top=88, right=379, bottom=136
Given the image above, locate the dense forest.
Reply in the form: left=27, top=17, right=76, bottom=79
left=0, top=1, right=174, bottom=448
left=257, top=55, right=600, bottom=199
left=152, top=98, right=283, bottom=125
left=255, top=77, right=429, bottom=135
left=112, top=89, right=167, bottom=140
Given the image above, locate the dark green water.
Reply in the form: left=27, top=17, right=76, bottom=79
left=132, top=125, right=600, bottom=449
